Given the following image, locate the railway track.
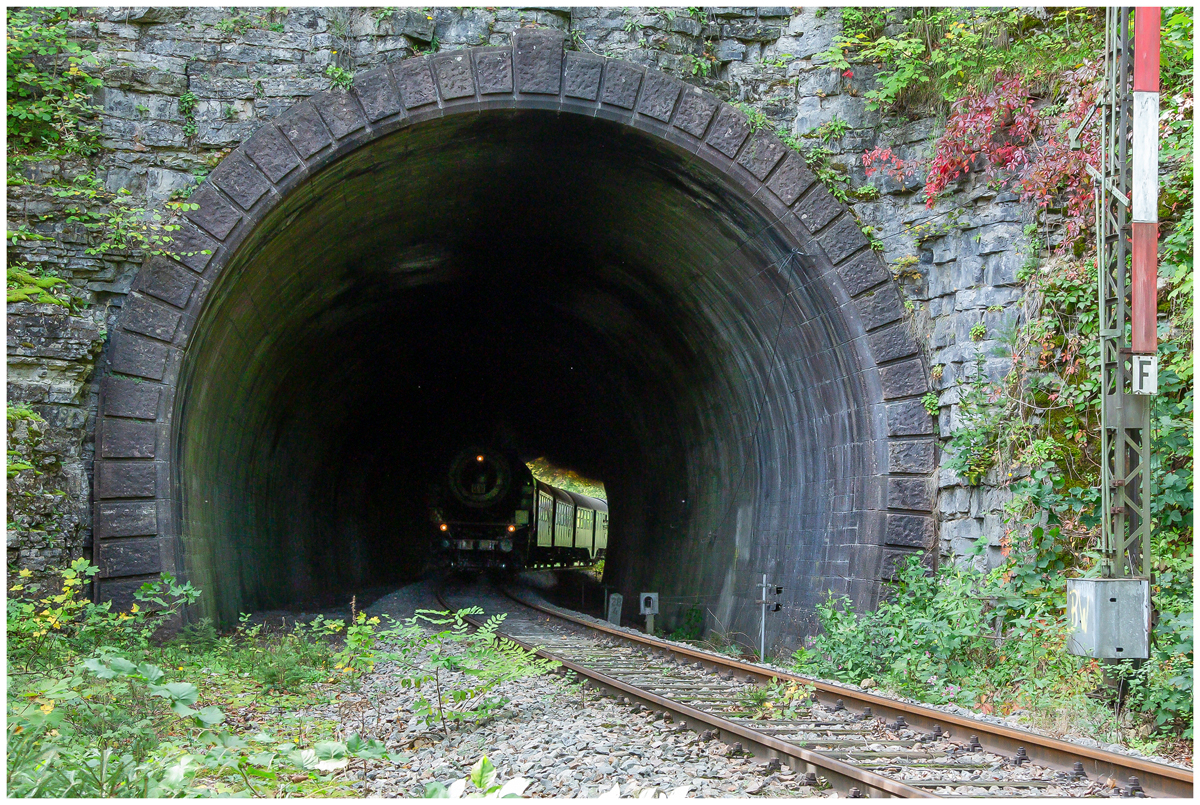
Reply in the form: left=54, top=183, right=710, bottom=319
left=436, top=579, right=1192, bottom=798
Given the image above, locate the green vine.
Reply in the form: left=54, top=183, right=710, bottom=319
left=177, top=91, right=197, bottom=138
left=51, top=174, right=202, bottom=258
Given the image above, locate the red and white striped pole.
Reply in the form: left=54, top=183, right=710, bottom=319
left=1131, top=7, right=1160, bottom=378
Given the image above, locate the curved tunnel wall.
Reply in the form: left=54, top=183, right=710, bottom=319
left=92, top=32, right=936, bottom=644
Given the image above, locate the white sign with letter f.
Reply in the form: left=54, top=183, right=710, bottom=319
left=1131, top=354, right=1157, bottom=395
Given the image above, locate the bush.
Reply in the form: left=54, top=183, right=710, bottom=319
left=794, top=554, right=1103, bottom=715
left=217, top=614, right=340, bottom=693
left=7, top=7, right=102, bottom=153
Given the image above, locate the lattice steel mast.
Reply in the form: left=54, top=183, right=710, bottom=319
left=1093, top=7, right=1157, bottom=580
left=1066, top=7, right=1157, bottom=659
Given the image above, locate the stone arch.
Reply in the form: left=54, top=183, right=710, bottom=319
left=92, top=31, right=934, bottom=637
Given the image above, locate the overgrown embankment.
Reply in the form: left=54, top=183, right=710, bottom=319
left=6, top=562, right=555, bottom=796
left=793, top=7, right=1193, bottom=760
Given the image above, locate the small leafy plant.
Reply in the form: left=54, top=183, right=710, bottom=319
left=424, top=755, right=530, bottom=798
left=325, top=63, right=355, bottom=91
left=389, top=609, right=558, bottom=735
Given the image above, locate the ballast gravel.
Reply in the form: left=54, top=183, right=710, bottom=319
left=252, top=579, right=1188, bottom=796
left=520, top=584, right=1193, bottom=774
left=282, top=579, right=824, bottom=797
left=297, top=654, right=826, bottom=797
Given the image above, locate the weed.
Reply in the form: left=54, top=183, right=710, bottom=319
left=177, top=91, right=198, bottom=138
left=669, top=606, right=704, bottom=641
left=922, top=392, right=940, bottom=417
left=425, top=756, right=530, bottom=798
left=815, top=115, right=850, bottom=143
left=51, top=173, right=203, bottom=258
left=392, top=609, right=559, bottom=735
left=325, top=63, right=354, bottom=91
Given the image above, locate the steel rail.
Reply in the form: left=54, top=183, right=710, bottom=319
left=503, top=589, right=1193, bottom=799
left=434, top=587, right=933, bottom=798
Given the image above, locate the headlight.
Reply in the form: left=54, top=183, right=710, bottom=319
left=499, top=539, right=513, bottom=552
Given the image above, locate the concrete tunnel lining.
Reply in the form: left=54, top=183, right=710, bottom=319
left=92, top=32, right=936, bottom=649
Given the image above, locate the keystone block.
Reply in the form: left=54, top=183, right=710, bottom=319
left=884, top=515, right=934, bottom=548
left=887, top=477, right=932, bottom=511
left=764, top=153, right=816, bottom=206
left=122, top=295, right=182, bottom=343
left=888, top=441, right=936, bottom=474
left=392, top=57, right=438, bottom=108
left=795, top=182, right=841, bottom=233
left=211, top=151, right=271, bottom=211
left=853, top=282, right=903, bottom=331
left=563, top=52, right=603, bottom=100
left=109, top=333, right=169, bottom=381
left=474, top=48, right=513, bottom=94
left=736, top=129, right=787, bottom=180
left=243, top=123, right=302, bottom=183
left=879, top=358, right=928, bottom=399
left=137, top=256, right=197, bottom=309
left=95, top=501, right=157, bottom=538
left=706, top=105, right=751, bottom=157
left=836, top=249, right=889, bottom=297
left=601, top=61, right=643, bottom=109
left=352, top=67, right=403, bottom=121
left=184, top=185, right=241, bottom=241
left=102, top=377, right=160, bottom=420
left=513, top=30, right=564, bottom=95
left=313, top=89, right=367, bottom=139
left=100, top=419, right=157, bottom=459
left=886, top=399, right=935, bottom=436
left=867, top=322, right=919, bottom=363
left=97, top=576, right=157, bottom=610
left=673, top=89, right=718, bottom=138
left=276, top=100, right=332, bottom=158
left=818, top=215, right=871, bottom=265
left=637, top=71, right=682, bottom=122
left=881, top=547, right=931, bottom=580
left=432, top=52, right=476, bottom=100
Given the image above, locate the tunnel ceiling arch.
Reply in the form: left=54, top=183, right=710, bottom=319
left=93, top=31, right=935, bottom=634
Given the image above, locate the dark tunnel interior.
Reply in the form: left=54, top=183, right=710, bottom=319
left=177, top=110, right=880, bottom=634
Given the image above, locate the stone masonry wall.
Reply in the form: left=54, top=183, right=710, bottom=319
left=7, top=7, right=1035, bottom=574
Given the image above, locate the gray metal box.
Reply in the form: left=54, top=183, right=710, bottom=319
left=639, top=592, right=659, bottom=615
left=1066, top=578, right=1150, bottom=659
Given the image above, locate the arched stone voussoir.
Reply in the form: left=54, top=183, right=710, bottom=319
left=98, top=28, right=933, bottom=605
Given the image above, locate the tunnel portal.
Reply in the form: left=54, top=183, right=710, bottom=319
left=93, top=33, right=935, bottom=646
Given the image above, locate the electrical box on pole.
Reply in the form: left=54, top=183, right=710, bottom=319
left=1067, top=7, right=1158, bottom=659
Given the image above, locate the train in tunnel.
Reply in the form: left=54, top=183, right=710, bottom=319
left=429, top=447, right=608, bottom=571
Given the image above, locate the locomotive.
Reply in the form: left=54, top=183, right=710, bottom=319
left=429, top=447, right=608, bottom=571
